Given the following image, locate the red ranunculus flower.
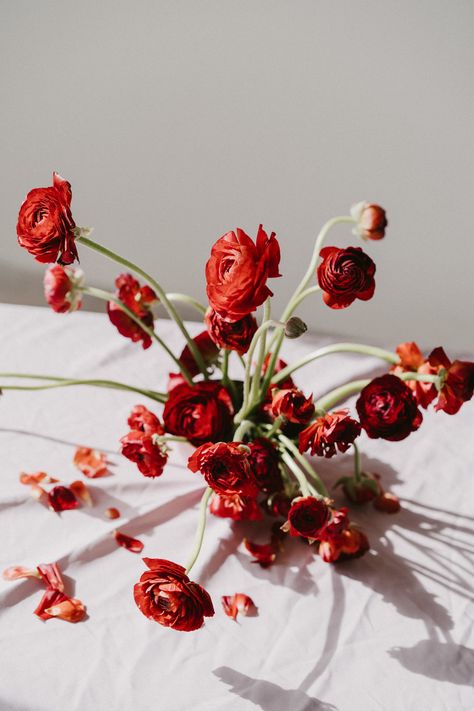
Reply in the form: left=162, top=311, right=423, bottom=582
left=178, top=331, right=220, bottom=378
left=127, top=404, right=164, bottom=435
left=107, top=273, right=157, bottom=349
left=390, top=342, right=438, bottom=408
left=134, top=558, right=214, bottom=631
left=210, top=493, right=262, bottom=521
left=356, top=374, right=423, bottom=441
left=317, top=246, right=376, bottom=309
left=283, top=496, right=330, bottom=541
left=120, top=431, right=168, bottom=478
left=188, top=441, right=258, bottom=497
left=427, top=347, right=474, bottom=415
left=299, top=410, right=361, bottom=457
left=271, top=388, right=315, bottom=424
left=205, top=308, right=258, bottom=354
left=17, top=172, right=78, bottom=264
left=351, top=202, right=388, bottom=241
left=163, top=381, right=234, bottom=446
left=318, top=507, right=370, bottom=563
left=205, top=225, right=281, bottom=321
left=248, top=437, right=283, bottom=493
left=43, top=265, right=84, bottom=313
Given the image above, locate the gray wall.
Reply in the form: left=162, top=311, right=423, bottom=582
left=1, top=0, right=473, bottom=351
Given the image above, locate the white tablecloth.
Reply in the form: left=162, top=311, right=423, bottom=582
left=0, top=304, right=472, bottom=711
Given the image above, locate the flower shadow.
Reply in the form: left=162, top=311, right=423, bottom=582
left=388, top=639, right=474, bottom=686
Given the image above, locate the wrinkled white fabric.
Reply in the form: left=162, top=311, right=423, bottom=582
left=0, top=304, right=472, bottom=711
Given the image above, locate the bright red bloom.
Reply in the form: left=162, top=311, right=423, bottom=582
left=299, top=410, right=361, bottom=457
left=248, top=438, right=283, bottom=493
left=107, top=273, right=157, bottom=349
left=356, top=374, right=423, bottom=441
left=188, top=442, right=258, bottom=497
left=134, top=558, right=214, bottom=631
left=114, top=530, right=144, bottom=553
left=210, top=493, right=262, bottom=521
left=205, top=308, right=258, bottom=354
left=271, top=388, right=315, bottom=424
left=73, top=447, right=109, bottom=478
left=391, top=342, right=438, bottom=409
left=127, top=405, right=164, bottom=435
left=427, top=347, right=474, bottom=415
left=205, top=225, right=281, bottom=321
left=120, top=431, right=168, bottom=478
left=163, top=381, right=234, bottom=446
left=283, top=496, right=330, bottom=541
left=351, top=202, right=387, bottom=241
left=317, top=246, right=376, bottom=309
left=221, top=593, right=256, bottom=621
left=48, top=486, right=79, bottom=512
left=17, top=172, right=78, bottom=264
left=178, top=331, right=220, bottom=378
left=43, top=264, right=84, bottom=313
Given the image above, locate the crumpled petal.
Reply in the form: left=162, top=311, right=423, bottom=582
left=48, top=486, right=79, bottom=512
left=2, top=566, right=41, bottom=582
left=221, top=593, right=257, bottom=621
left=73, top=447, right=109, bottom=478
left=19, top=471, right=59, bottom=485
left=44, top=597, right=86, bottom=623
left=34, top=589, right=69, bottom=620
left=114, top=530, right=144, bottom=553
left=243, top=538, right=278, bottom=568
left=36, top=563, right=64, bottom=592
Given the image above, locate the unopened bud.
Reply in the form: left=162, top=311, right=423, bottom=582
left=285, top=317, right=307, bottom=339
left=351, top=202, right=387, bottom=241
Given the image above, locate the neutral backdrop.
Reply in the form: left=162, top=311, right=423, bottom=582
left=1, top=0, right=473, bottom=351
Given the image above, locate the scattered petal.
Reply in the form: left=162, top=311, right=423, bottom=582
left=221, top=593, right=257, bottom=621
left=2, top=566, right=41, bottom=582
left=34, top=588, right=68, bottom=620
left=20, top=471, right=59, bottom=485
left=105, top=507, right=120, bottom=519
left=29, top=484, right=48, bottom=503
left=114, top=530, right=144, bottom=553
left=70, top=480, right=93, bottom=507
left=44, top=597, right=86, bottom=623
left=243, top=538, right=278, bottom=568
left=73, top=447, right=109, bottom=478
left=48, top=486, right=79, bottom=512
left=373, top=492, right=401, bottom=514
left=37, top=563, right=64, bottom=592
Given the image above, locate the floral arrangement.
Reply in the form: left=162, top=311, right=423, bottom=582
left=3, top=172, right=473, bottom=631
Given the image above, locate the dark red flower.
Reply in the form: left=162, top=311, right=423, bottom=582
left=271, top=388, right=315, bottom=424
left=17, top=172, right=78, bottom=264
left=318, top=507, right=370, bottom=563
left=317, top=246, right=376, bottom=309
left=188, top=441, right=258, bottom=497
left=205, top=225, right=281, bottom=321
left=134, top=558, right=214, bottom=631
left=48, top=486, right=79, bottom=512
left=127, top=404, right=164, bottom=435
left=390, top=342, right=438, bottom=409
left=163, top=381, right=234, bottom=446
left=356, top=374, right=423, bottom=441
left=205, top=308, right=258, bottom=354
left=248, top=437, right=283, bottom=494
left=351, top=202, right=387, bottom=241
left=120, top=431, right=168, bottom=478
left=178, top=331, right=220, bottom=378
left=107, top=273, right=157, bottom=349
left=221, top=593, right=256, bottom=621
left=299, top=410, right=361, bottom=457
left=43, top=265, right=84, bottom=313
left=427, top=347, right=474, bottom=415
left=283, top=496, right=330, bottom=541
left=210, top=493, right=262, bottom=521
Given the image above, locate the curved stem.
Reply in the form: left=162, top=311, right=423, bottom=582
left=83, top=286, right=193, bottom=384
left=185, top=487, right=213, bottom=575
left=0, top=377, right=167, bottom=402
left=265, top=416, right=285, bottom=439
left=76, top=235, right=209, bottom=378
left=165, top=293, right=207, bottom=316
left=272, top=343, right=399, bottom=386
left=290, top=285, right=321, bottom=312
left=281, top=451, right=313, bottom=497
left=249, top=298, right=271, bottom=403
left=233, top=420, right=254, bottom=442
left=279, top=433, right=329, bottom=497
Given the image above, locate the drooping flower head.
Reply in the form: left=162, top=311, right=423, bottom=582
left=107, top=273, right=157, bottom=349
left=43, top=265, right=84, bottom=313
left=247, top=437, right=283, bottom=493
left=317, top=246, right=376, bottom=309
left=390, top=342, right=438, bottom=409
left=271, top=388, right=315, bottom=424
left=205, top=308, right=258, bottom=354
left=427, top=347, right=474, bottom=415
left=120, top=431, right=168, bottom=478
left=177, top=331, right=220, bottom=378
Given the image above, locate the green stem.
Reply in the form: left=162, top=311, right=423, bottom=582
left=265, top=416, right=285, bottom=439
left=289, top=285, right=321, bottom=312
left=398, top=371, right=440, bottom=384
left=185, top=487, right=213, bottom=575
left=272, top=343, right=399, bottom=386
left=165, top=293, right=207, bottom=316
left=279, top=434, right=329, bottom=497
left=153, top=434, right=188, bottom=443
left=83, top=286, right=193, bottom=384
left=0, top=377, right=166, bottom=402
left=281, top=451, right=313, bottom=497
left=76, top=235, right=209, bottom=378
left=353, top=441, right=362, bottom=483
left=233, top=420, right=254, bottom=442
left=249, top=298, right=271, bottom=404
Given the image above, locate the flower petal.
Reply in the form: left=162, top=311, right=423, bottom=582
left=2, top=566, right=41, bottom=582
left=34, top=589, right=68, bottom=620
left=48, top=486, right=79, bottom=512
left=19, top=471, right=59, bottom=485
left=114, top=530, right=144, bottom=553
left=36, top=563, right=64, bottom=592
left=70, top=480, right=93, bottom=507
left=105, top=507, right=121, bottom=519
left=221, top=593, right=257, bottom=621
left=44, top=597, right=86, bottom=623
left=73, top=447, right=109, bottom=478
left=243, top=538, right=278, bottom=568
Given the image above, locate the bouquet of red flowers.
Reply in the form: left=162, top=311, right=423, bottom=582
left=3, top=173, right=473, bottom=631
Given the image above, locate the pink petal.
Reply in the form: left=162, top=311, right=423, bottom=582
left=70, top=480, right=93, bottom=507
left=114, top=530, right=144, bottom=553
left=20, top=472, right=59, bottom=485
left=34, top=589, right=68, bottom=620
left=73, top=447, right=109, bottom=478
left=221, top=593, right=257, bottom=621
left=36, top=563, right=64, bottom=592
left=44, top=597, right=86, bottom=623
left=2, top=566, right=41, bottom=582
left=105, top=507, right=120, bottom=519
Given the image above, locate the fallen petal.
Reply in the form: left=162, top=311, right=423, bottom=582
left=37, top=563, right=64, bottom=592
left=34, top=589, right=68, bottom=620
left=73, top=447, right=109, bottom=478
left=373, top=492, right=401, bottom=514
left=70, top=480, right=93, bottom=507
left=243, top=538, right=278, bottom=568
left=44, top=597, right=86, bottom=623
left=2, top=566, right=41, bottom=582
left=105, top=507, right=121, bottom=519
left=20, top=471, right=59, bottom=485
left=48, top=486, right=79, bottom=512
left=29, top=483, right=48, bottom=502
left=221, top=593, right=257, bottom=621
left=114, top=530, right=144, bottom=553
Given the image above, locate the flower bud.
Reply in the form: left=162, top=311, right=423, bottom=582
left=351, top=201, right=387, bottom=241
left=284, top=316, right=307, bottom=339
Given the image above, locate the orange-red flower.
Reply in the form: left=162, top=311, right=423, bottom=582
left=205, top=225, right=281, bottom=321
left=210, top=493, right=262, bottom=521
left=127, top=405, right=164, bottom=435
left=356, top=374, right=423, bottom=441
left=107, top=273, right=157, bottom=349
left=188, top=442, right=258, bottom=497
left=243, top=538, right=280, bottom=568
left=43, top=264, right=84, bottom=313
left=120, top=430, right=168, bottom=478
left=391, top=342, right=438, bottom=408
left=134, top=558, right=214, bottom=631
left=17, top=172, right=78, bottom=264
left=271, top=388, right=315, bottom=424
left=318, top=507, right=370, bottom=563
left=299, top=410, right=361, bottom=457
left=427, top=347, right=474, bottom=415
left=205, top=308, right=258, bottom=354
left=317, top=246, right=376, bottom=309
